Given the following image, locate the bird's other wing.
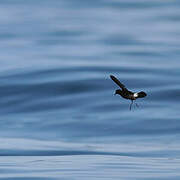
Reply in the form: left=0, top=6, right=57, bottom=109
left=137, top=91, right=147, bottom=98
left=110, top=75, right=127, bottom=90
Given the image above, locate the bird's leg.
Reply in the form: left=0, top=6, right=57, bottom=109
left=129, top=100, right=133, bottom=110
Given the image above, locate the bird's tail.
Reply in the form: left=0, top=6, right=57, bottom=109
left=137, top=91, right=147, bottom=98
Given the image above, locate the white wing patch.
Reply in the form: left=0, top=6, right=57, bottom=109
left=134, top=93, right=138, bottom=98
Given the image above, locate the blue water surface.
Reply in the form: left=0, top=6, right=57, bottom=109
left=0, top=0, right=180, bottom=179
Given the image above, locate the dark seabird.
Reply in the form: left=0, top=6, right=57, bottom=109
left=110, top=75, right=147, bottom=110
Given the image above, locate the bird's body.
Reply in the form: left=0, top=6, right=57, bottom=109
left=110, top=75, right=147, bottom=110
left=115, top=89, right=136, bottom=100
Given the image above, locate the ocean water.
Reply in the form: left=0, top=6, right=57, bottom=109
left=0, top=0, right=180, bottom=179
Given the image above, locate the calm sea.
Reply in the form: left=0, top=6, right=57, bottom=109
left=0, top=0, right=180, bottom=179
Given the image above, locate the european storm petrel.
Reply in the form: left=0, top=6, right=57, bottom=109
left=110, top=75, right=147, bottom=110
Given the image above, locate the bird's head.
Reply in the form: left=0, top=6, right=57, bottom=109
left=114, top=89, right=121, bottom=95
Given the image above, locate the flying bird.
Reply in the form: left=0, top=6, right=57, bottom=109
left=110, top=75, right=147, bottom=110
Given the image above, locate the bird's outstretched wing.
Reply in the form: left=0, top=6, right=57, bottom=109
left=137, top=91, right=147, bottom=98
left=110, top=75, right=127, bottom=90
